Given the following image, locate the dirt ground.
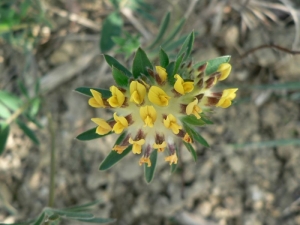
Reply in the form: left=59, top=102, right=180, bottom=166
left=1, top=0, right=300, bottom=225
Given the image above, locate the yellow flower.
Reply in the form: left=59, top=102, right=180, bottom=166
left=89, top=89, right=105, bottom=108
left=183, top=133, right=192, bottom=143
left=156, top=66, right=167, bottom=82
left=91, top=118, right=111, bottom=135
left=216, top=88, right=238, bottom=108
left=129, top=137, right=145, bottom=154
left=165, top=153, right=178, bottom=165
left=186, top=98, right=202, bottom=119
left=174, top=74, right=194, bottom=95
left=163, top=114, right=182, bottom=134
left=139, top=156, right=151, bottom=167
left=112, top=113, right=128, bottom=134
left=108, top=86, right=125, bottom=107
left=140, top=105, right=157, bottom=127
left=153, top=141, right=167, bottom=152
left=217, top=63, right=231, bottom=81
left=112, top=145, right=128, bottom=154
left=148, top=86, right=171, bottom=106
left=130, top=81, right=146, bottom=104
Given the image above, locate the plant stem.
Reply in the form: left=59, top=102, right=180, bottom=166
left=47, top=113, right=56, bottom=208
left=5, top=102, right=30, bottom=125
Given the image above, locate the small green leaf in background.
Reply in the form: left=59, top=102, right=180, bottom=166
left=0, top=123, right=10, bottom=155
left=144, top=149, right=158, bottom=183
left=99, top=132, right=132, bottom=170
left=159, top=48, right=169, bottom=68
left=0, top=90, right=21, bottom=111
left=181, top=115, right=207, bottom=126
left=16, top=119, right=39, bottom=145
left=0, top=102, right=11, bottom=119
left=104, top=54, right=132, bottom=77
left=194, top=56, right=231, bottom=75
left=45, top=208, right=93, bottom=219
left=33, top=212, right=45, bottom=225
left=148, top=12, right=170, bottom=49
left=100, top=11, right=123, bottom=53
left=77, top=217, right=116, bottom=223
left=183, top=142, right=197, bottom=162
left=161, top=18, right=186, bottom=48
left=17, top=80, right=29, bottom=98
left=29, top=98, right=41, bottom=117
left=65, top=200, right=100, bottom=211
left=76, top=128, right=112, bottom=141
left=112, top=32, right=140, bottom=59
left=112, top=66, right=129, bottom=87
left=184, top=123, right=209, bottom=147
left=75, top=87, right=111, bottom=98
left=132, top=47, right=153, bottom=78
left=177, top=31, right=195, bottom=61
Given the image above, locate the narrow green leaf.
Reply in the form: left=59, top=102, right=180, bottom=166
left=132, top=47, right=153, bottom=78
left=0, top=102, right=11, bottom=119
left=66, top=200, right=100, bottom=211
left=100, top=11, right=123, bottom=53
left=35, top=79, right=40, bottom=95
left=33, top=212, right=45, bottom=225
left=45, top=208, right=93, bottom=219
left=25, top=114, right=43, bottom=129
left=17, top=80, right=29, bottom=98
left=0, top=123, right=10, bottom=155
left=112, top=66, right=129, bottom=87
left=194, top=56, right=231, bottom=76
left=75, top=87, right=111, bottom=98
left=29, top=98, right=40, bottom=117
left=173, top=52, right=184, bottom=76
left=148, top=12, right=170, bottom=49
left=16, top=119, right=39, bottom=145
left=161, top=18, right=185, bottom=47
left=201, top=116, right=214, bottom=125
left=184, top=123, right=209, bottom=147
left=0, top=90, right=21, bottom=111
left=166, top=62, right=175, bottom=85
left=144, top=149, right=158, bottom=183
left=99, top=132, right=132, bottom=170
left=76, top=127, right=112, bottom=141
left=232, top=139, right=300, bottom=149
left=183, top=142, right=197, bottom=161
left=159, top=48, right=169, bottom=68
left=104, top=54, right=132, bottom=77
left=181, top=115, right=207, bottom=126
left=77, top=217, right=116, bottom=223
left=163, top=34, right=189, bottom=52
left=177, top=31, right=194, bottom=61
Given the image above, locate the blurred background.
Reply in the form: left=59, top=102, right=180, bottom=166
left=1, top=0, right=300, bottom=224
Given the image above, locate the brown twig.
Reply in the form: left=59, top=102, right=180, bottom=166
left=241, top=44, right=300, bottom=58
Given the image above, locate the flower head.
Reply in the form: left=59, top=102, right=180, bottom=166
left=78, top=39, right=238, bottom=182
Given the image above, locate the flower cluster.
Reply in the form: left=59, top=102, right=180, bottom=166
left=87, top=61, right=237, bottom=167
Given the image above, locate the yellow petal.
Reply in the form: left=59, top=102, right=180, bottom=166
left=140, top=105, right=157, bottom=127
left=163, top=114, right=182, bottom=134
left=174, top=74, right=194, bottom=94
left=112, top=145, right=128, bottom=154
left=108, top=86, right=125, bottom=107
left=156, top=66, right=167, bottom=82
left=130, top=81, right=146, bottom=104
left=183, top=133, right=192, bottom=143
left=216, top=88, right=238, bottom=108
left=112, top=113, right=128, bottom=134
left=129, top=137, right=145, bottom=154
left=186, top=98, right=202, bottom=119
left=91, top=118, right=111, bottom=135
left=88, top=89, right=105, bottom=108
left=217, top=63, right=232, bottom=81
left=139, top=156, right=151, bottom=167
left=153, top=141, right=167, bottom=152
left=148, top=86, right=170, bottom=106
left=165, top=153, right=178, bottom=165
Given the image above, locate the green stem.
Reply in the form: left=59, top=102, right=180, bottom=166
left=47, top=113, right=56, bottom=208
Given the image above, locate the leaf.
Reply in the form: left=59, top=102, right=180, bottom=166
left=164, top=34, right=189, bottom=52
left=181, top=115, right=207, bottom=126
left=183, top=123, right=209, bottom=147
left=132, top=47, right=153, bottom=78
left=65, top=200, right=101, bottom=212
left=173, top=52, right=184, bottom=76
left=100, top=11, right=123, bottom=53
left=194, top=56, right=231, bottom=76
left=0, top=102, right=11, bottom=119
left=0, top=123, right=10, bottom=155
left=33, top=212, right=45, bottom=225
left=17, top=80, right=29, bottom=98
left=183, top=142, right=197, bottom=161
left=166, top=62, right=175, bottom=85
left=161, top=18, right=186, bottom=47
left=200, top=116, right=214, bottom=125
left=75, top=87, right=111, bottom=98
left=177, top=31, right=194, bottom=61
left=45, top=208, right=93, bottom=219
left=99, top=132, right=132, bottom=170
left=112, top=66, right=129, bottom=87
left=104, top=54, right=132, bottom=77
left=232, top=139, right=300, bottom=149
left=0, top=90, right=21, bottom=111
left=76, top=127, right=112, bottom=141
left=16, top=119, right=39, bottom=145
left=148, top=12, right=170, bottom=49
left=144, top=149, right=158, bottom=183
left=29, top=98, right=40, bottom=117
left=159, top=48, right=169, bottom=68
left=25, top=113, right=43, bottom=129
left=77, top=217, right=116, bottom=223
